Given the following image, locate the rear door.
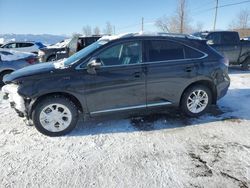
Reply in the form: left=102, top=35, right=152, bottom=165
left=144, top=39, right=205, bottom=106
left=18, top=43, right=36, bottom=53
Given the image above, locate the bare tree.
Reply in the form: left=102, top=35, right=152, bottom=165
left=82, top=25, right=92, bottom=36
left=195, top=22, right=204, bottom=32
left=155, top=16, right=170, bottom=32
left=104, top=22, right=113, bottom=35
left=229, top=9, right=249, bottom=29
left=155, top=0, right=191, bottom=33
left=229, top=9, right=250, bottom=37
left=93, top=26, right=101, bottom=35
left=179, top=0, right=186, bottom=33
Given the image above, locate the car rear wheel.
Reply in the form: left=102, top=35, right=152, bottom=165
left=47, top=55, right=56, bottom=62
left=181, top=85, right=212, bottom=117
left=0, top=70, right=13, bottom=86
left=32, top=96, right=79, bottom=136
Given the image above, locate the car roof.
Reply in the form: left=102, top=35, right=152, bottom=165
left=197, top=30, right=238, bottom=34
left=98, top=32, right=204, bottom=44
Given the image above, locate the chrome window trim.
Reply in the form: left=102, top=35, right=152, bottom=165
left=75, top=51, right=207, bottom=70
left=76, top=52, right=207, bottom=70
left=90, top=101, right=172, bottom=115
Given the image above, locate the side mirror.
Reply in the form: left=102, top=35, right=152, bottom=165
left=87, top=58, right=102, bottom=74
left=207, top=40, right=214, bottom=45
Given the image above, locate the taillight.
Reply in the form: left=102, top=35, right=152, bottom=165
left=220, top=58, right=229, bottom=67
left=26, top=58, right=36, bottom=64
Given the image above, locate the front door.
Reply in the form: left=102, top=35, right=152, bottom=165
left=83, top=41, right=146, bottom=115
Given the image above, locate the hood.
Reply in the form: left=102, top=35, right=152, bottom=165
left=4, top=62, right=56, bottom=83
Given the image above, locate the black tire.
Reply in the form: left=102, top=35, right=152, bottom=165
left=241, top=57, right=250, bottom=71
left=181, top=85, right=212, bottom=117
left=32, top=96, right=79, bottom=136
left=46, top=55, right=56, bottom=62
left=0, top=70, right=13, bottom=86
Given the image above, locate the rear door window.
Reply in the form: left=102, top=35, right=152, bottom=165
left=146, top=40, right=204, bottom=62
left=146, top=40, right=185, bottom=62
left=19, top=43, right=34, bottom=48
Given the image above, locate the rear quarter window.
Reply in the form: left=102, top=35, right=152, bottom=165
left=184, top=46, right=204, bottom=59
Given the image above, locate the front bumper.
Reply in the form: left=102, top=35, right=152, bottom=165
left=2, top=84, right=26, bottom=117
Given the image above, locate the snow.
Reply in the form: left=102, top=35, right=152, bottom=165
left=0, top=38, right=4, bottom=45
left=0, top=49, right=35, bottom=61
left=99, top=33, right=137, bottom=41
left=53, top=59, right=67, bottom=69
left=46, top=39, right=71, bottom=49
left=0, top=67, right=250, bottom=187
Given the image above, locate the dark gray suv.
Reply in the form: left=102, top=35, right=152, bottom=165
left=2, top=33, right=230, bottom=136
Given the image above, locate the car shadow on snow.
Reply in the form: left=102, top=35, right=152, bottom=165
left=67, top=105, right=239, bottom=137
left=68, top=88, right=250, bottom=137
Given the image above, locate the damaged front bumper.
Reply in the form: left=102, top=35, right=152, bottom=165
left=2, top=84, right=26, bottom=117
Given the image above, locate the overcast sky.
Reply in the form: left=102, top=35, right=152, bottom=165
left=0, top=0, right=249, bottom=35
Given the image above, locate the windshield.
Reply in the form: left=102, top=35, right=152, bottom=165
left=64, top=40, right=108, bottom=66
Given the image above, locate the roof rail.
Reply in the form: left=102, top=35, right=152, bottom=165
left=157, top=32, right=188, bottom=38
left=99, top=32, right=203, bottom=41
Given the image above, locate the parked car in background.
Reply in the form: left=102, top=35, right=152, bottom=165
left=38, top=35, right=101, bottom=62
left=2, top=33, right=230, bottom=136
left=243, top=36, right=250, bottom=41
left=0, top=41, right=46, bottom=54
left=37, top=39, right=71, bottom=62
left=193, top=31, right=250, bottom=70
left=0, top=50, right=38, bottom=85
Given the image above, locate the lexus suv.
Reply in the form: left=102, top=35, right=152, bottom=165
left=2, top=33, right=230, bottom=136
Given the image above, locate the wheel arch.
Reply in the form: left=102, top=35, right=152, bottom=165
left=239, top=51, right=250, bottom=64
left=46, top=54, right=56, bottom=62
left=179, top=80, right=217, bottom=106
left=0, top=69, right=15, bottom=75
left=29, top=92, right=84, bottom=118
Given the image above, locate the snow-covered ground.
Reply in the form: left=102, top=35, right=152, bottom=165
left=0, top=67, right=250, bottom=188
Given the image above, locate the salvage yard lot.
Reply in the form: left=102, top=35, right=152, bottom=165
left=0, top=67, right=250, bottom=188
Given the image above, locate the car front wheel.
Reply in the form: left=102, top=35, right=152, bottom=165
left=181, top=85, right=212, bottom=117
left=32, top=96, right=79, bottom=136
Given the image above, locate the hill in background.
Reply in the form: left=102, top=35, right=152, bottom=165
left=0, top=34, right=69, bottom=45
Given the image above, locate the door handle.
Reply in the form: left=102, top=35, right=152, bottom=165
left=185, top=66, right=194, bottom=72
left=133, top=72, right=141, bottom=78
